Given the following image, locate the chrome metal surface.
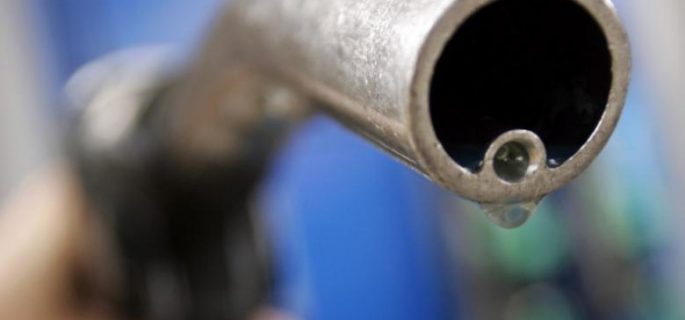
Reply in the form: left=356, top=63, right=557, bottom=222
left=166, top=0, right=630, bottom=204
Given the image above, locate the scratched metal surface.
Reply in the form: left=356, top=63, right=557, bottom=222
left=224, top=0, right=454, bottom=162
left=173, top=0, right=631, bottom=204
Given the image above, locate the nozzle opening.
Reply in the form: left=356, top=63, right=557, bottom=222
left=430, top=0, right=612, bottom=171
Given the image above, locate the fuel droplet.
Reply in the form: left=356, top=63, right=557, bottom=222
left=480, top=201, right=539, bottom=228
left=493, top=142, right=530, bottom=182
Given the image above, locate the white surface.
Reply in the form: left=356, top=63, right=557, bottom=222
left=0, top=0, right=54, bottom=202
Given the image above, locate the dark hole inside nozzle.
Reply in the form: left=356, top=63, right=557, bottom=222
left=430, top=0, right=612, bottom=171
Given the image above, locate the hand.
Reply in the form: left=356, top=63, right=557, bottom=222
left=0, top=166, right=115, bottom=319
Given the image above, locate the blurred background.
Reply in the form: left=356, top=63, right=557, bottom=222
left=1, top=0, right=684, bottom=319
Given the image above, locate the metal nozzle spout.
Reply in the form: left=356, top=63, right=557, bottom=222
left=164, top=0, right=630, bottom=205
